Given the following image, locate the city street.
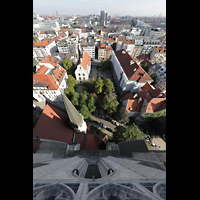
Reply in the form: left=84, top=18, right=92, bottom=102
left=88, top=114, right=118, bottom=137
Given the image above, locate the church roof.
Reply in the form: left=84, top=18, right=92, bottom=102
left=62, top=92, right=84, bottom=128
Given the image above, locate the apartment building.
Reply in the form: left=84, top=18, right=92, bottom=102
left=33, top=39, right=57, bottom=61
left=98, top=44, right=113, bottom=60
left=80, top=42, right=95, bottom=59
left=148, top=62, right=166, bottom=91
left=33, top=55, right=68, bottom=102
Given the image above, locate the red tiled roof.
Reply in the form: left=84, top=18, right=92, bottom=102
left=33, top=56, right=66, bottom=90
left=33, top=39, right=52, bottom=47
left=114, top=49, right=152, bottom=82
left=59, top=28, right=68, bottom=32
left=100, top=43, right=106, bottom=48
left=33, top=104, right=74, bottom=153
left=126, top=99, right=143, bottom=112
left=40, top=55, right=59, bottom=67
left=145, top=98, right=166, bottom=113
left=80, top=51, right=90, bottom=70
left=141, top=82, right=161, bottom=98
left=121, top=82, right=166, bottom=113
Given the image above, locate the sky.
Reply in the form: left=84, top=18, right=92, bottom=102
left=33, top=0, right=166, bottom=17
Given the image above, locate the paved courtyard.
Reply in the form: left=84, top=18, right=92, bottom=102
left=89, top=65, right=113, bottom=81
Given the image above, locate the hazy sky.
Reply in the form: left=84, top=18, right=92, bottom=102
left=33, top=0, right=166, bottom=17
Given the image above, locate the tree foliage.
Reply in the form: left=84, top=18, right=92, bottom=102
left=61, top=58, right=75, bottom=74
left=79, top=93, right=88, bottom=107
left=88, top=96, right=96, bottom=113
left=94, top=77, right=104, bottom=94
left=123, top=123, right=144, bottom=141
left=103, top=78, right=115, bottom=94
left=71, top=92, right=79, bottom=107
left=101, top=92, right=119, bottom=116
left=65, top=75, right=78, bottom=98
left=100, top=59, right=112, bottom=71
left=79, top=105, right=90, bottom=119
left=115, top=106, right=130, bottom=124
left=113, top=123, right=144, bottom=143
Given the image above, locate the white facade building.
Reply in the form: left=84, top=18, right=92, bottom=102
left=111, top=49, right=153, bottom=95
left=33, top=39, right=57, bottom=61
left=75, top=51, right=91, bottom=84
left=80, top=42, right=95, bottom=59
left=33, top=55, right=68, bottom=102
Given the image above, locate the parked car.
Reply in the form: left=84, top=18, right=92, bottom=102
left=112, top=121, right=119, bottom=126
left=99, top=123, right=106, bottom=129
left=98, top=114, right=105, bottom=119
left=105, top=117, right=112, bottom=123
left=106, top=127, right=113, bottom=133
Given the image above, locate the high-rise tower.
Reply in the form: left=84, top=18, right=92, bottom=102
left=100, top=10, right=107, bottom=26
left=61, top=92, right=87, bottom=134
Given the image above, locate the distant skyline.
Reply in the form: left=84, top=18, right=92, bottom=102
left=33, top=0, right=166, bottom=17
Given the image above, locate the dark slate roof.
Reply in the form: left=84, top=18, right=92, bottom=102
left=118, top=139, right=148, bottom=157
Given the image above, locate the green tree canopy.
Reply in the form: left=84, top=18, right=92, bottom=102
left=123, top=123, right=144, bottom=141
left=101, top=92, right=119, bottom=116
left=113, top=123, right=144, bottom=143
left=61, top=58, right=75, bottom=74
left=102, top=78, right=115, bottom=94
left=94, top=77, right=104, bottom=94
left=79, top=105, right=90, bottom=119
left=113, top=125, right=126, bottom=143
left=79, top=93, right=88, bottom=107
left=65, top=75, right=78, bottom=98
left=100, top=59, right=112, bottom=71
left=71, top=92, right=79, bottom=107
left=67, top=75, right=78, bottom=88
left=115, top=106, right=130, bottom=124
left=88, top=96, right=96, bottom=113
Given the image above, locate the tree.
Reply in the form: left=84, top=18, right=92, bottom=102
left=101, top=92, right=119, bottom=116
left=79, top=105, right=90, bottom=119
left=61, top=58, right=75, bottom=74
left=65, top=85, right=75, bottom=98
left=88, top=96, right=96, bottom=113
left=115, top=106, right=130, bottom=124
left=65, top=75, right=78, bottom=98
left=123, top=123, right=144, bottom=141
left=67, top=75, right=78, bottom=88
left=79, top=93, right=88, bottom=107
left=82, top=77, right=95, bottom=93
left=94, top=77, right=104, bottom=94
left=113, top=125, right=126, bottom=143
left=103, top=78, right=115, bottom=94
left=101, top=59, right=111, bottom=71
left=71, top=92, right=79, bottom=107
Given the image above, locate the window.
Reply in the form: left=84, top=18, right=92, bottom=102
left=78, top=73, right=81, bottom=76
left=82, top=73, right=85, bottom=76
left=79, top=77, right=81, bottom=80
